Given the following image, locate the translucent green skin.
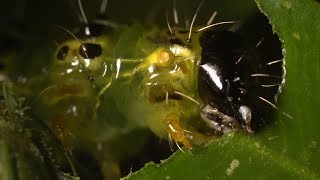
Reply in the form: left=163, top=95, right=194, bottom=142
left=32, top=23, right=203, bottom=143
left=108, top=24, right=203, bottom=138
left=17, top=23, right=206, bottom=178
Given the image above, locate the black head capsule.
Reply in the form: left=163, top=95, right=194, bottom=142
left=198, top=30, right=284, bottom=134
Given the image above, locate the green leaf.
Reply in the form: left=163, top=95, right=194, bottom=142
left=124, top=134, right=319, bottom=179
left=124, top=0, right=320, bottom=179
left=255, top=0, right=320, bottom=173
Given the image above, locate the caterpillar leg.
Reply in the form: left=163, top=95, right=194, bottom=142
left=162, top=113, right=192, bottom=150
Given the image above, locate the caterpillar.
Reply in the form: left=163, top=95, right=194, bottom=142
left=2, top=0, right=285, bottom=179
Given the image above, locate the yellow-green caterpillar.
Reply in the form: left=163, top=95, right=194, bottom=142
left=5, top=0, right=284, bottom=179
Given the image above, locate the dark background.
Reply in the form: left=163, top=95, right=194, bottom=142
left=1, top=0, right=258, bottom=26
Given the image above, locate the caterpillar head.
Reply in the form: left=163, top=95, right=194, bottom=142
left=125, top=26, right=203, bottom=137
left=140, top=43, right=199, bottom=102
left=36, top=24, right=120, bottom=145
left=52, top=34, right=115, bottom=89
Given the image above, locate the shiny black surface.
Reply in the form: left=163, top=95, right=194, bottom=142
left=198, top=30, right=283, bottom=132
